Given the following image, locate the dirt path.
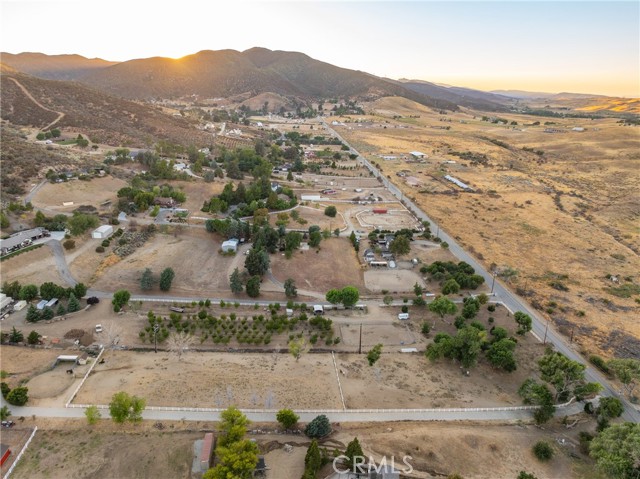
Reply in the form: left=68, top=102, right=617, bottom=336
left=7, top=76, right=65, bottom=130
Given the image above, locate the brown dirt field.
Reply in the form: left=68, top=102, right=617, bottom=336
left=335, top=420, right=605, bottom=479
left=364, top=269, right=426, bottom=293
left=0, top=244, right=66, bottom=285
left=270, top=237, right=365, bottom=292
left=90, top=228, right=232, bottom=295
left=73, top=350, right=343, bottom=409
left=268, top=205, right=346, bottom=231
left=0, top=346, right=62, bottom=389
left=163, top=179, right=226, bottom=214
left=329, top=99, right=640, bottom=357
left=31, top=176, right=127, bottom=211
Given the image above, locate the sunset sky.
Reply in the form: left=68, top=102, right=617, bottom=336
left=2, top=0, right=638, bottom=97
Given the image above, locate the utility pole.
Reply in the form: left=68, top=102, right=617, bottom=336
left=358, top=323, right=362, bottom=354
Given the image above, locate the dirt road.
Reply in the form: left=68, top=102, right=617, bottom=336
left=7, top=77, right=65, bottom=131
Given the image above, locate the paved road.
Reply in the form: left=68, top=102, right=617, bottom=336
left=322, top=120, right=640, bottom=423
left=1, top=401, right=585, bottom=423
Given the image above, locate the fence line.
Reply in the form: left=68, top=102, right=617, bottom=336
left=3, top=426, right=37, bottom=479
left=65, top=346, right=104, bottom=407
left=331, top=351, right=347, bottom=411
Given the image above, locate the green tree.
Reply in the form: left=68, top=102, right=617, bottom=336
left=442, top=278, right=460, bottom=295
left=205, top=439, right=259, bottom=479
left=36, top=132, right=45, bottom=141
left=344, top=437, right=364, bottom=472
left=389, top=234, right=410, bottom=257
left=304, top=414, right=331, bottom=438
left=428, top=296, right=457, bottom=318
left=304, top=439, right=322, bottom=475
left=284, top=231, right=302, bottom=252
left=41, top=307, right=54, bottom=320
left=74, top=282, right=87, bottom=298
left=276, top=409, right=299, bottom=430
left=19, top=284, right=38, bottom=301
left=6, top=386, right=28, bottom=406
left=2, top=280, right=22, bottom=299
left=308, top=230, right=322, bottom=247
left=140, top=268, right=154, bottom=291
left=289, top=337, right=309, bottom=362
left=245, top=248, right=270, bottom=276
left=0, top=405, right=10, bottom=421
left=68, top=213, right=99, bottom=236
left=8, top=327, right=23, bottom=343
left=518, top=378, right=556, bottom=424
left=56, top=303, right=66, bottom=316
left=324, top=205, right=337, bottom=217
left=284, top=278, right=297, bottom=298
left=538, top=350, right=599, bottom=402
left=514, top=311, right=533, bottom=335
left=85, top=405, right=101, bottom=425
left=109, top=391, right=146, bottom=423
left=413, top=282, right=424, bottom=297
left=67, top=292, right=81, bottom=313
left=367, top=343, right=383, bottom=366
left=27, top=330, right=41, bottom=345
left=340, top=286, right=360, bottom=308
left=246, top=275, right=261, bottom=297
left=589, top=422, right=640, bottom=479
left=112, top=289, right=131, bottom=312
left=607, top=358, right=640, bottom=396
left=486, top=338, right=517, bottom=372
left=229, top=268, right=243, bottom=294
left=26, top=304, right=41, bottom=323
left=597, top=397, right=624, bottom=420
left=159, top=267, right=175, bottom=291
left=532, top=441, right=554, bottom=462
left=326, top=288, right=342, bottom=305
left=218, top=406, right=250, bottom=446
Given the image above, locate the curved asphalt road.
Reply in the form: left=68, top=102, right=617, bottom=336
left=322, top=119, right=639, bottom=423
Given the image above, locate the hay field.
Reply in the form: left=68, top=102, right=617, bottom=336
left=329, top=98, right=640, bottom=357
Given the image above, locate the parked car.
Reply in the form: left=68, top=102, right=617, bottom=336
left=95, top=324, right=103, bottom=333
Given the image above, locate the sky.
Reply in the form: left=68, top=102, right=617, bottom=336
left=1, top=0, right=639, bottom=97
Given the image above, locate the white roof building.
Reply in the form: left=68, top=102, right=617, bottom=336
left=92, top=225, right=114, bottom=239
left=221, top=238, right=239, bottom=253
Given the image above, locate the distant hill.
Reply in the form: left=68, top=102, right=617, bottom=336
left=397, top=79, right=512, bottom=111
left=493, top=89, right=640, bottom=114
left=0, top=66, right=212, bottom=147
left=3, top=48, right=458, bottom=111
left=0, top=52, right=118, bottom=81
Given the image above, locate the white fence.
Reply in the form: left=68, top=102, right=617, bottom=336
left=65, top=347, right=104, bottom=407
left=3, top=426, right=37, bottom=479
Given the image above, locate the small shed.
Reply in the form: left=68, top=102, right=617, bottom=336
left=200, top=433, right=215, bottom=472
left=45, top=298, right=59, bottom=308
left=13, top=300, right=27, bottom=311
left=92, top=225, right=114, bottom=239
left=36, top=299, right=48, bottom=310
left=221, top=239, right=239, bottom=253
left=409, top=151, right=427, bottom=159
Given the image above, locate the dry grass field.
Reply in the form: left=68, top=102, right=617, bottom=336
left=329, top=97, right=640, bottom=357
left=267, top=205, right=346, bottom=231
left=31, top=176, right=127, bottom=212
left=270, top=237, right=365, bottom=292
left=0, top=244, right=67, bottom=285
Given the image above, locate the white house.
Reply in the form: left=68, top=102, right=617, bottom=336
left=92, top=225, right=114, bottom=239
left=221, top=239, right=239, bottom=253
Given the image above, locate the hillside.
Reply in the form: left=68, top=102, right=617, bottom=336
left=397, top=79, right=512, bottom=111
left=0, top=52, right=118, bottom=81
left=13, top=48, right=458, bottom=111
left=0, top=67, right=212, bottom=147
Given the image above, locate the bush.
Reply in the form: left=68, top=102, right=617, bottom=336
left=532, top=441, right=554, bottom=462
left=101, top=239, right=110, bottom=247
left=589, top=355, right=610, bottom=375
left=276, top=408, right=299, bottom=429
left=401, top=305, right=409, bottom=313
left=6, top=386, right=29, bottom=406
left=324, top=206, right=337, bottom=217
left=63, top=239, right=76, bottom=250
left=95, top=246, right=105, bottom=253
left=304, top=414, right=331, bottom=438
left=487, top=304, right=496, bottom=312
left=421, top=322, right=431, bottom=336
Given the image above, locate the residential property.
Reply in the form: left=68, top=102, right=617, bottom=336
left=92, top=225, right=114, bottom=239
left=221, top=238, right=239, bottom=253
left=0, top=227, right=50, bottom=256
left=363, top=249, right=375, bottom=262
left=153, top=197, right=177, bottom=208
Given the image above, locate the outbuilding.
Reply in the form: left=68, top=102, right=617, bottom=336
left=221, top=239, right=239, bottom=253
left=36, top=299, right=48, bottom=310
left=13, top=300, right=27, bottom=311
left=92, top=225, right=114, bottom=239
left=1, top=444, right=11, bottom=467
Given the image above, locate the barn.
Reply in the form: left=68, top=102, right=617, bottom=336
left=92, top=225, right=114, bottom=239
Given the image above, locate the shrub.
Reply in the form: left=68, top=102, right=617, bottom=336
left=63, top=239, right=76, bottom=250
left=6, top=386, right=29, bottom=406
left=401, top=305, right=409, bottom=313
left=487, top=304, right=496, bottom=312
left=276, top=409, right=299, bottom=429
left=304, top=414, right=331, bottom=438
left=532, top=441, right=554, bottom=462
left=324, top=206, right=337, bottom=217
left=95, top=246, right=105, bottom=253
left=421, top=322, right=431, bottom=336
left=101, top=239, right=110, bottom=247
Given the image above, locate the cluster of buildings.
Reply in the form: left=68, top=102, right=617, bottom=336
left=0, top=227, right=50, bottom=257
left=363, top=234, right=398, bottom=268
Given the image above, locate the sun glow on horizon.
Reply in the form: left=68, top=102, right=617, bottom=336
left=1, top=1, right=638, bottom=98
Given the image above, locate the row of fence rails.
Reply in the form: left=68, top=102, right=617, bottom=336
left=65, top=346, right=105, bottom=407
left=3, top=426, right=37, bottom=479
